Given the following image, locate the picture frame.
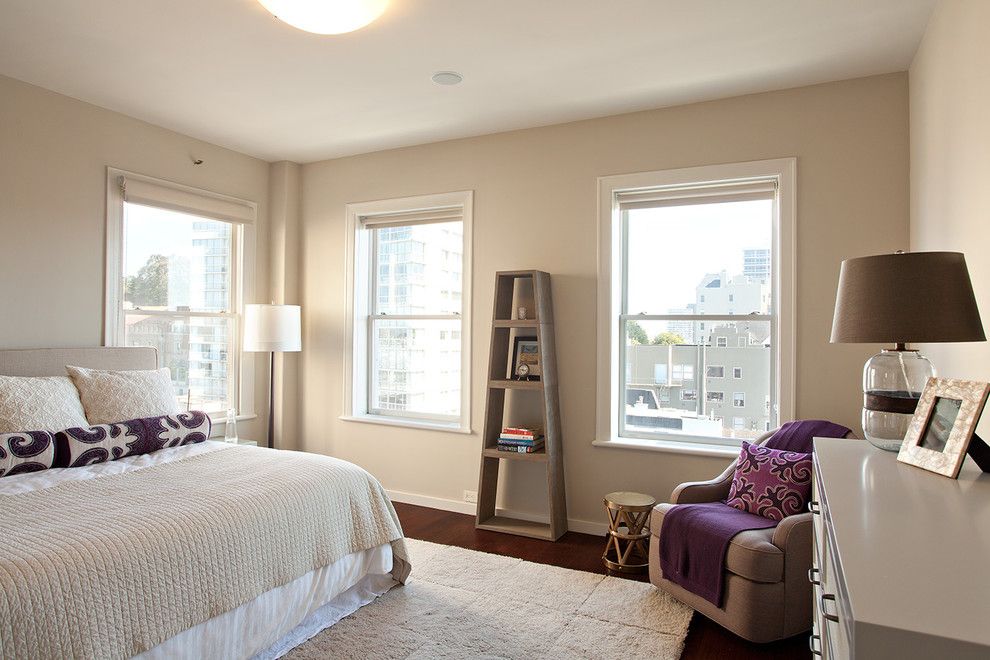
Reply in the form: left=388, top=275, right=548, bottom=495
left=510, top=336, right=541, bottom=380
left=897, top=377, right=990, bottom=478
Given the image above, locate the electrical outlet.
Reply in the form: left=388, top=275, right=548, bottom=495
left=463, top=490, right=477, bottom=504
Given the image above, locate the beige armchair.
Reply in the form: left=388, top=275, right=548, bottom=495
left=647, top=430, right=815, bottom=643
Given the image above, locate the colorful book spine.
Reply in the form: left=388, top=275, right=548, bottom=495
left=501, top=427, right=543, bottom=437
left=497, top=435, right=544, bottom=445
left=496, top=442, right=545, bottom=453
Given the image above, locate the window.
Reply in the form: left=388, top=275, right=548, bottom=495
left=597, top=159, right=795, bottom=449
left=106, top=170, right=257, bottom=418
left=733, top=367, right=743, bottom=379
left=344, top=191, right=472, bottom=431
left=654, top=364, right=668, bottom=384
left=733, top=392, right=746, bottom=408
left=733, top=417, right=745, bottom=430
left=671, top=364, right=694, bottom=382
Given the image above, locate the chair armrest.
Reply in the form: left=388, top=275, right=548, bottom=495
left=771, top=511, right=813, bottom=550
left=671, top=461, right=736, bottom=504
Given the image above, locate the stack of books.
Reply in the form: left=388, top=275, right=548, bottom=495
left=497, top=426, right=545, bottom=453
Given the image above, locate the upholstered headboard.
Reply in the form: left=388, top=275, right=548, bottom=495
left=0, top=347, right=158, bottom=377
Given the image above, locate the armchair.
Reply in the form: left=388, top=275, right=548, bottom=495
left=648, top=430, right=815, bottom=643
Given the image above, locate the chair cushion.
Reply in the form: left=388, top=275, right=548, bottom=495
left=652, top=503, right=784, bottom=583
left=725, top=441, right=813, bottom=521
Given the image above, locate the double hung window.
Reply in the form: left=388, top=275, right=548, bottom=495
left=105, top=170, right=256, bottom=418
left=597, top=160, right=794, bottom=449
left=344, top=192, right=472, bottom=431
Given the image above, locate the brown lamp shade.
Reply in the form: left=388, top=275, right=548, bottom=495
left=830, top=251, right=985, bottom=344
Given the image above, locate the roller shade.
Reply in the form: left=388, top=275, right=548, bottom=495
left=617, top=179, right=777, bottom=211
left=121, top=175, right=257, bottom=224
left=360, top=206, right=462, bottom=229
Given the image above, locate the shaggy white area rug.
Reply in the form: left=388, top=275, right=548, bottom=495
left=286, top=538, right=692, bottom=659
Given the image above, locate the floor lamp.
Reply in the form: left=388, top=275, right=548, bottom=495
left=244, top=304, right=301, bottom=449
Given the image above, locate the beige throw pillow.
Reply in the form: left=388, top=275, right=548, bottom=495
left=0, top=375, right=89, bottom=433
left=66, top=365, right=180, bottom=425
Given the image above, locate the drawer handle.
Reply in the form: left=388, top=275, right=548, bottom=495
left=809, top=633, right=823, bottom=656
left=808, top=567, right=821, bottom=586
left=820, top=593, right=840, bottom=623
left=809, top=500, right=821, bottom=515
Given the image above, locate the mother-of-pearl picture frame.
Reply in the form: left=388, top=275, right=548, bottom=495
left=897, top=377, right=990, bottom=478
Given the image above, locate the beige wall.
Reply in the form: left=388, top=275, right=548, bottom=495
left=299, top=74, right=910, bottom=528
left=910, top=0, right=990, bottom=436
left=0, top=74, right=273, bottom=439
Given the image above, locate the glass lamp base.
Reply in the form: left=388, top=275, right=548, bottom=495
left=861, top=348, right=935, bottom=452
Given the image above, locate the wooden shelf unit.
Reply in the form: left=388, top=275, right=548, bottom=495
left=475, top=270, right=567, bottom=541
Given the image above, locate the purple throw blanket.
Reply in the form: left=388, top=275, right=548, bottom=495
left=658, top=420, right=851, bottom=607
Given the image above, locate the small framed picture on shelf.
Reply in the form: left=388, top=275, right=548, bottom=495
left=897, top=377, right=990, bottom=478
left=510, top=337, right=541, bottom=380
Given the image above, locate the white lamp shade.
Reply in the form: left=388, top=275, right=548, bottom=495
left=244, top=304, right=301, bottom=352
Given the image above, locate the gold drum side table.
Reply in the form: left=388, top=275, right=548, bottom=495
left=602, top=491, right=656, bottom=573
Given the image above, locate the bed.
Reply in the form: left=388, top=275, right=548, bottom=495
left=0, top=347, right=410, bottom=660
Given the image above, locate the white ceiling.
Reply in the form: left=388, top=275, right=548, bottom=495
left=0, top=0, right=936, bottom=163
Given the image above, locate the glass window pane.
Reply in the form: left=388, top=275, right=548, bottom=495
left=374, top=222, right=462, bottom=315
left=624, top=319, right=770, bottom=440
left=371, top=319, right=461, bottom=418
left=624, top=200, right=772, bottom=317
left=123, top=203, right=232, bottom=313
left=124, top=313, right=234, bottom=414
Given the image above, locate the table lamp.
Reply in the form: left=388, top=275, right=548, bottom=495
left=244, top=303, right=301, bottom=448
left=830, top=251, right=984, bottom=451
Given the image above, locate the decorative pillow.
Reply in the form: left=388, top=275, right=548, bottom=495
left=724, top=441, right=813, bottom=521
left=0, top=375, right=89, bottom=433
left=65, top=365, right=179, bottom=425
left=55, top=411, right=212, bottom=468
left=0, top=431, right=57, bottom=478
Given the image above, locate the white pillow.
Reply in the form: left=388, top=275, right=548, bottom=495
left=0, top=375, right=89, bottom=433
left=66, top=365, right=180, bottom=425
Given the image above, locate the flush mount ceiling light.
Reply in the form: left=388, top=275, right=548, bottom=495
left=257, top=0, right=388, bottom=35
left=432, top=71, right=463, bottom=86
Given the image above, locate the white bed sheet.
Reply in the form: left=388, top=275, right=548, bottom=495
left=2, top=441, right=399, bottom=659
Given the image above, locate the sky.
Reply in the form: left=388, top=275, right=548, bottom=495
left=625, top=199, right=772, bottom=314
left=122, top=203, right=223, bottom=276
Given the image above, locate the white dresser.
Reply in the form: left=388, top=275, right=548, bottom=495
left=811, top=437, right=990, bottom=659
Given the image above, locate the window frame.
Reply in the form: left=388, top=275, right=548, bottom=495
left=342, top=191, right=473, bottom=433
left=733, top=391, right=746, bottom=408
left=594, top=159, right=796, bottom=456
left=104, top=168, right=257, bottom=426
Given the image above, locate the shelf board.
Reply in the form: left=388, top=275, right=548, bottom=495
left=488, top=379, right=543, bottom=390
left=493, top=320, right=542, bottom=328
left=482, top=447, right=548, bottom=462
left=476, top=515, right=555, bottom=540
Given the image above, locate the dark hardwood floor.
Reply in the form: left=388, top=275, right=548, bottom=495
left=394, top=502, right=810, bottom=660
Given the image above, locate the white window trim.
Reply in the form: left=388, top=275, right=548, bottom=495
left=594, top=158, right=796, bottom=456
left=733, top=392, right=746, bottom=408
left=706, top=365, right=725, bottom=379
left=341, top=191, right=473, bottom=433
left=104, top=168, right=258, bottom=427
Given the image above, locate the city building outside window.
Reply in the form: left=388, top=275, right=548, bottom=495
left=597, top=159, right=795, bottom=449
left=343, top=191, right=473, bottom=431
left=105, top=170, right=257, bottom=420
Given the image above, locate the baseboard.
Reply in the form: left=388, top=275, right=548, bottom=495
left=387, top=489, right=608, bottom=537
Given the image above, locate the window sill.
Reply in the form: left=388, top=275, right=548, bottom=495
left=340, top=414, right=472, bottom=435
left=592, top=437, right=740, bottom=458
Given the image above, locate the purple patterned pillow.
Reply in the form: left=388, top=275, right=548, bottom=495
left=0, top=431, right=56, bottom=478
left=54, top=411, right=212, bottom=468
left=725, top=441, right=813, bottom=521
